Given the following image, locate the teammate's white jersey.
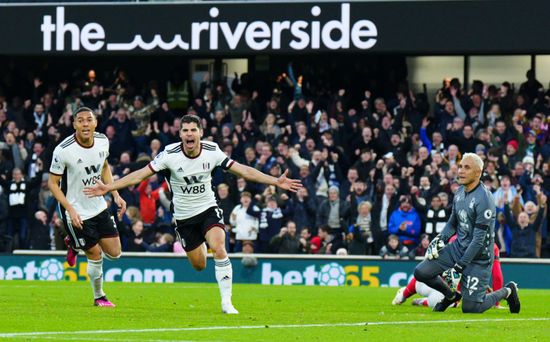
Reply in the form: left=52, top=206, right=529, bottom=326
left=49, top=133, right=109, bottom=220
left=148, top=140, right=234, bottom=220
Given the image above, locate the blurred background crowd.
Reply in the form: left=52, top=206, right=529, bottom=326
left=0, top=61, right=548, bottom=258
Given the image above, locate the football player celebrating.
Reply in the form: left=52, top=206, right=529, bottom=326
left=84, top=114, right=302, bottom=314
left=49, top=107, right=126, bottom=307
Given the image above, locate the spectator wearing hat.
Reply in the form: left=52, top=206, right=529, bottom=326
left=518, top=157, right=539, bottom=204
left=388, top=195, right=421, bottom=248
left=475, top=143, right=487, bottom=160
left=524, top=129, right=541, bottom=160
left=503, top=139, right=522, bottom=173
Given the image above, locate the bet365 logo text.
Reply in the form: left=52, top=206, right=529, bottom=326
left=261, top=262, right=380, bottom=287
left=0, top=259, right=174, bottom=283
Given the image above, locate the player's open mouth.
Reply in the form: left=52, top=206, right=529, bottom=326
left=185, top=140, right=194, bottom=147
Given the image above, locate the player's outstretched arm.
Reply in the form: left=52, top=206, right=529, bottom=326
left=228, top=162, right=302, bottom=192
left=84, top=165, right=155, bottom=197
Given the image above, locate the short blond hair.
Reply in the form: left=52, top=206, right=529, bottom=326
left=462, top=152, right=484, bottom=171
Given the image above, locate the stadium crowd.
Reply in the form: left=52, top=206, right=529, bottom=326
left=0, top=64, right=548, bottom=258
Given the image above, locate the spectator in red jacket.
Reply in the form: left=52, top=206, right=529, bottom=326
left=137, top=177, right=168, bottom=225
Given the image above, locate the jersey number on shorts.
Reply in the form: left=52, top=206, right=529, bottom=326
left=465, top=276, right=479, bottom=292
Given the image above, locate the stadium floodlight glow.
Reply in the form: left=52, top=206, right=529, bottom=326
left=40, top=4, right=378, bottom=52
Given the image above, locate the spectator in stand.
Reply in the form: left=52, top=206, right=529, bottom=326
left=102, top=108, right=137, bottom=156
left=371, top=183, right=399, bottom=254
left=0, top=63, right=548, bottom=261
left=136, top=233, right=174, bottom=253
left=317, top=186, right=350, bottom=240
left=248, top=196, right=285, bottom=253
left=256, top=143, right=277, bottom=175
left=136, top=177, right=168, bottom=226
left=123, top=219, right=146, bottom=252
left=504, top=193, right=547, bottom=258
left=410, top=233, right=430, bottom=259
left=1, top=167, right=43, bottom=249
left=347, top=201, right=374, bottom=255
left=229, top=191, right=260, bottom=252
left=379, top=234, right=409, bottom=259
left=269, top=221, right=301, bottom=254
left=388, top=195, right=421, bottom=248
left=29, top=210, right=51, bottom=250
left=287, top=186, right=316, bottom=233
left=298, top=227, right=313, bottom=254
left=493, top=175, right=523, bottom=210
left=411, top=192, right=448, bottom=240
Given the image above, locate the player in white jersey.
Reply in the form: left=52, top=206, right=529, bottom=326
left=48, top=107, right=127, bottom=307
left=84, top=114, right=302, bottom=314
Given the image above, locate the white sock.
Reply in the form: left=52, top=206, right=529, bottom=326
left=214, top=257, right=233, bottom=304
left=87, top=258, right=105, bottom=299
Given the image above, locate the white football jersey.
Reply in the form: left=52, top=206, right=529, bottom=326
left=49, top=133, right=109, bottom=220
left=148, top=140, right=234, bottom=220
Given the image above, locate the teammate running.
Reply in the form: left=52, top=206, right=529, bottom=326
left=84, top=114, right=302, bottom=314
left=48, top=107, right=126, bottom=307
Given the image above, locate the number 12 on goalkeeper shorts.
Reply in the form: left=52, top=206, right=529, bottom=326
left=465, top=276, right=479, bottom=295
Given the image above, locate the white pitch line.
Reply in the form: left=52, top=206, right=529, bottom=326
left=1, top=318, right=549, bottom=338
left=24, top=337, right=212, bottom=342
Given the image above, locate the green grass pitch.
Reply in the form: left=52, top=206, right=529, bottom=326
left=0, top=280, right=549, bottom=341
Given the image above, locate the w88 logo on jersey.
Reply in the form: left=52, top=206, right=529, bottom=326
left=180, top=184, right=206, bottom=194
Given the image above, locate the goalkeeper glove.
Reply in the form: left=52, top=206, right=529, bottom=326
left=445, top=262, right=466, bottom=291
left=443, top=268, right=462, bottom=291
left=426, top=234, right=445, bottom=260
